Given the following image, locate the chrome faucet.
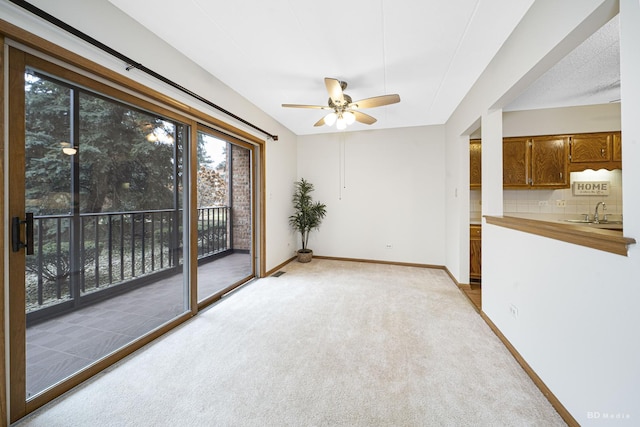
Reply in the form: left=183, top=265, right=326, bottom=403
left=593, top=201, right=607, bottom=223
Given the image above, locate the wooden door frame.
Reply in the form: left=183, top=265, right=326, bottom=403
left=194, top=125, right=260, bottom=310
left=6, top=49, right=200, bottom=421
left=1, top=34, right=8, bottom=427
left=7, top=46, right=27, bottom=423
left=1, top=22, right=267, bottom=422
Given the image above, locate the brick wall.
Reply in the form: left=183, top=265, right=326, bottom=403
left=231, top=144, right=251, bottom=251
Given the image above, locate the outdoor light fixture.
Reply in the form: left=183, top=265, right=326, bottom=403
left=146, top=127, right=175, bottom=144
left=60, top=142, right=77, bottom=156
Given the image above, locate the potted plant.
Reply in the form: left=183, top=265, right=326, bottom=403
left=289, top=178, right=327, bottom=263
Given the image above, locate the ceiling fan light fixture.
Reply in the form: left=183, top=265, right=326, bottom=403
left=282, top=77, right=400, bottom=130
left=324, top=112, right=337, bottom=126
left=343, top=111, right=356, bottom=125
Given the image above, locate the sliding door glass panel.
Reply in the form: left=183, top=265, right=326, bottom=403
left=24, top=71, right=189, bottom=399
left=196, top=131, right=253, bottom=303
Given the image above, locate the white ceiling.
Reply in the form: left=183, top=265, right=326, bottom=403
left=108, top=0, right=619, bottom=136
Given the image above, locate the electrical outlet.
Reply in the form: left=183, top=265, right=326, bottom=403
left=556, top=200, right=566, bottom=207
left=538, top=200, right=548, bottom=206
left=385, top=244, right=392, bottom=249
left=509, top=304, right=519, bottom=319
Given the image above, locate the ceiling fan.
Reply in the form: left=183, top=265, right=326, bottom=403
left=282, top=77, right=400, bottom=129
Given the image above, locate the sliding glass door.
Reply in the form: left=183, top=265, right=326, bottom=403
left=8, top=49, right=190, bottom=421
left=6, top=42, right=263, bottom=423
left=196, top=128, right=254, bottom=305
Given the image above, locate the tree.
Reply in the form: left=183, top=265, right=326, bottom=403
left=25, top=75, right=73, bottom=215
left=25, top=72, right=184, bottom=215
left=78, top=94, right=179, bottom=212
left=196, top=131, right=228, bottom=207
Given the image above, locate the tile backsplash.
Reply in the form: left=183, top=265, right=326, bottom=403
left=471, top=169, right=623, bottom=219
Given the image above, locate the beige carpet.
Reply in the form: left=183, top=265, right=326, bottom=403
left=18, top=259, right=565, bottom=426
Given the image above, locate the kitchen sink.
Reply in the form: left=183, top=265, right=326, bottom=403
left=562, top=219, right=623, bottom=226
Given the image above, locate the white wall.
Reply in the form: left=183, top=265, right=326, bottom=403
left=447, top=0, right=640, bottom=424
left=264, top=136, right=298, bottom=270
left=503, top=103, right=621, bottom=136
left=0, top=0, right=298, bottom=273
left=297, top=126, right=446, bottom=265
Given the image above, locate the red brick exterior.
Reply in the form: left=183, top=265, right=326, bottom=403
left=231, top=144, right=251, bottom=251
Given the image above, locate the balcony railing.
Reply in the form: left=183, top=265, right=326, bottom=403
left=26, top=206, right=230, bottom=324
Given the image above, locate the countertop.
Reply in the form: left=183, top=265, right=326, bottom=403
left=470, top=213, right=623, bottom=230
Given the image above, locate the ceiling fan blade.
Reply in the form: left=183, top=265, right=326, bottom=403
left=350, top=94, right=400, bottom=109
left=313, top=117, right=326, bottom=127
left=324, top=78, right=345, bottom=106
left=353, top=111, right=377, bottom=125
left=282, top=103, right=330, bottom=109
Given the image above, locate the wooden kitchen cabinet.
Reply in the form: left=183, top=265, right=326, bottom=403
left=470, top=225, right=481, bottom=281
left=569, top=132, right=621, bottom=171
left=503, top=137, right=530, bottom=187
left=478, top=131, right=618, bottom=188
left=503, top=136, right=569, bottom=188
left=470, top=139, right=481, bottom=188
left=570, top=132, right=612, bottom=162
left=613, top=131, right=622, bottom=162
left=530, top=136, right=570, bottom=188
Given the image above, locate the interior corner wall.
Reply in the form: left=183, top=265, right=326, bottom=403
left=296, top=125, right=446, bottom=265
left=444, top=130, right=471, bottom=283
left=445, top=0, right=640, bottom=424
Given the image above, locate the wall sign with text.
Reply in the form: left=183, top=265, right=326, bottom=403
left=573, top=181, right=610, bottom=196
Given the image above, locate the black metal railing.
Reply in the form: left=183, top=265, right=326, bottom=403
left=197, top=206, right=229, bottom=257
left=26, top=206, right=230, bottom=320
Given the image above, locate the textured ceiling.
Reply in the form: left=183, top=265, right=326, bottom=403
left=506, top=15, right=620, bottom=112
left=108, top=0, right=618, bottom=136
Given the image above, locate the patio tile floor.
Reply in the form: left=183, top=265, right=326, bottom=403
left=25, top=252, right=252, bottom=398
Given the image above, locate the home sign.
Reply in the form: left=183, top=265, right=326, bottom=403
left=573, top=181, right=610, bottom=196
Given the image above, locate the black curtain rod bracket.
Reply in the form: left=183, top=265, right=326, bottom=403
left=125, top=63, right=142, bottom=72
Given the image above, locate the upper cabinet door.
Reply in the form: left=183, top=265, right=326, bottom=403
left=570, top=132, right=612, bottom=162
left=613, top=131, right=622, bottom=162
left=470, top=140, right=482, bottom=188
left=503, top=137, right=530, bottom=188
left=531, top=136, right=570, bottom=188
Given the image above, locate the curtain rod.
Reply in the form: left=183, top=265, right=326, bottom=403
left=9, top=0, right=279, bottom=141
